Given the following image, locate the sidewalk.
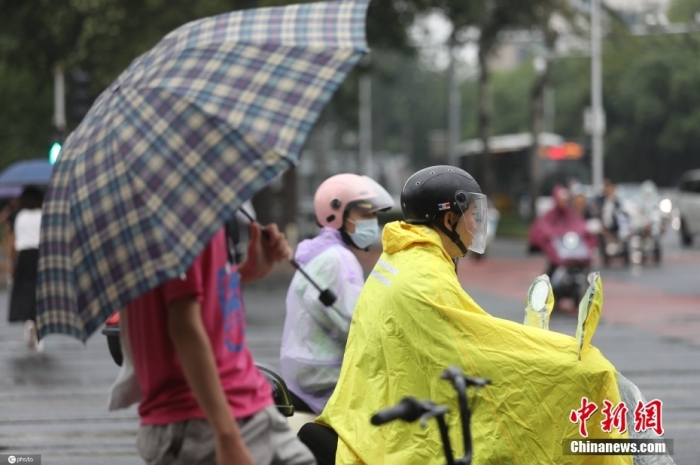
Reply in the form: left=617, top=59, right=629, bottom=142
left=0, top=289, right=139, bottom=464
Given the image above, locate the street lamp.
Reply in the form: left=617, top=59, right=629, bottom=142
left=591, top=0, right=605, bottom=191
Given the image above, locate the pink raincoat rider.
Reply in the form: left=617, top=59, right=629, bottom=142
left=528, top=185, right=597, bottom=266
left=280, top=174, right=394, bottom=414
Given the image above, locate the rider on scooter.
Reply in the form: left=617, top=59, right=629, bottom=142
left=529, top=185, right=598, bottom=278
left=281, top=174, right=394, bottom=414
left=316, top=166, right=629, bottom=464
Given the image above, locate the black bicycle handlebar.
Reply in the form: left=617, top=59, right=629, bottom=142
left=371, top=369, right=491, bottom=465
left=441, top=366, right=491, bottom=389
left=440, top=366, right=492, bottom=465
left=372, top=397, right=455, bottom=465
left=371, top=397, right=424, bottom=425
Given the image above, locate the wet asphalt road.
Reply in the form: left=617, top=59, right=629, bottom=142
left=0, top=227, right=698, bottom=464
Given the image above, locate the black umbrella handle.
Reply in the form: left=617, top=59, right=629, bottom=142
left=237, top=207, right=337, bottom=307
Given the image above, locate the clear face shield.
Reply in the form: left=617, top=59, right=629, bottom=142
left=454, top=191, right=489, bottom=255
left=350, top=176, right=395, bottom=213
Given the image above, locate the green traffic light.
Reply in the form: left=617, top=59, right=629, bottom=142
left=49, top=142, right=62, bottom=164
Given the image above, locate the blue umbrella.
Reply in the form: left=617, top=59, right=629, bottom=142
left=0, top=186, right=22, bottom=199
left=37, top=0, right=369, bottom=341
left=0, top=159, right=53, bottom=187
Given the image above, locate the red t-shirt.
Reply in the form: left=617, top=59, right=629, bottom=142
left=127, top=229, right=273, bottom=425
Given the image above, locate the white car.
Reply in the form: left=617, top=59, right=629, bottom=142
left=676, top=169, right=700, bottom=246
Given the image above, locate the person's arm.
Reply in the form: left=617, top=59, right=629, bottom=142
left=8, top=231, right=16, bottom=264
left=239, top=222, right=292, bottom=285
left=167, top=296, right=254, bottom=465
left=10, top=213, right=20, bottom=265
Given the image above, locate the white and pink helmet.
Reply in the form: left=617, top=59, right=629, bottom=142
left=314, top=174, right=394, bottom=229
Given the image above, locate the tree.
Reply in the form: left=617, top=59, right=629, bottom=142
left=543, top=28, right=700, bottom=186
left=526, top=0, right=576, bottom=215
left=0, top=0, right=427, bottom=170
left=410, top=0, right=545, bottom=194
left=473, top=0, right=570, bottom=195
left=667, top=0, right=700, bottom=23
left=603, top=31, right=700, bottom=185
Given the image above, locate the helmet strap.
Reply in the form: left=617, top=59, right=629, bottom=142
left=435, top=214, right=468, bottom=256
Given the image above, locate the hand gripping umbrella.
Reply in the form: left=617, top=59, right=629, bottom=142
left=36, top=0, right=369, bottom=341
left=237, top=207, right=337, bottom=307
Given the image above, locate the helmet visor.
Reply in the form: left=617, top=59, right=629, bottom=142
left=348, top=176, right=395, bottom=213
left=455, top=191, right=488, bottom=254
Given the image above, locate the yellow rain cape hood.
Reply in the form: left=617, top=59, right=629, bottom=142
left=317, top=222, right=631, bottom=465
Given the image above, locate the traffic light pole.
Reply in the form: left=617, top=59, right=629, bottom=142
left=51, top=67, right=67, bottom=164
left=54, top=67, right=66, bottom=136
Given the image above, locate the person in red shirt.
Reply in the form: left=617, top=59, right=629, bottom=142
left=126, top=221, right=315, bottom=465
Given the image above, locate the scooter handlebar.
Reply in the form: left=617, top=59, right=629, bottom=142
left=441, top=366, right=492, bottom=389
left=371, top=397, right=424, bottom=426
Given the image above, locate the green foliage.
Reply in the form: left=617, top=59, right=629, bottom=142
left=458, top=63, right=536, bottom=140
left=543, top=31, right=700, bottom=186
left=491, top=64, right=536, bottom=134
left=494, top=209, right=529, bottom=238
left=4, top=0, right=700, bottom=189
left=0, top=0, right=426, bottom=169
left=370, top=50, right=446, bottom=162
left=667, top=0, right=700, bottom=22
left=550, top=57, right=589, bottom=139
left=0, top=61, right=53, bottom=164
left=603, top=32, right=700, bottom=184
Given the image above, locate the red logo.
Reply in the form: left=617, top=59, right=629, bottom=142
left=601, top=400, right=628, bottom=434
left=634, top=399, right=664, bottom=436
left=570, top=397, right=598, bottom=437
left=570, top=398, right=664, bottom=437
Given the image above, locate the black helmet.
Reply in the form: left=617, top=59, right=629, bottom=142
left=401, top=165, right=487, bottom=257
left=401, top=166, right=482, bottom=224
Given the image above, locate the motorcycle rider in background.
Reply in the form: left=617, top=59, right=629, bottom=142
left=594, top=179, right=631, bottom=265
left=596, top=179, right=626, bottom=233
left=570, top=183, right=595, bottom=220
left=280, top=174, right=394, bottom=414
left=528, top=185, right=597, bottom=278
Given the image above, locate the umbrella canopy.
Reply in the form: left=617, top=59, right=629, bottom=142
left=0, top=159, right=53, bottom=187
left=37, top=0, right=369, bottom=341
left=0, top=186, right=22, bottom=199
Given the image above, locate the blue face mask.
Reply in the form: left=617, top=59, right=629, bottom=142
left=347, top=218, right=379, bottom=249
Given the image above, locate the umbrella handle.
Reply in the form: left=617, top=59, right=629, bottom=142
left=237, top=207, right=338, bottom=307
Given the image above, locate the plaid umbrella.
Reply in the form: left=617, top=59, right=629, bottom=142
left=37, top=0, right=369, bottom=341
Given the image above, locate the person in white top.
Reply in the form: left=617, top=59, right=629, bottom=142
left=8, top=186, right=44, bottom=352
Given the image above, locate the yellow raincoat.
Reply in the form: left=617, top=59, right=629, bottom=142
left=317, top=222, right=631, bottom=465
